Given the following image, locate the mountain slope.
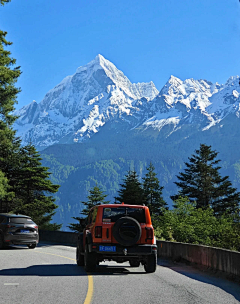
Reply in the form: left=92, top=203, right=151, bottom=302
left=14, top=54, right=159, bottom=148
left=41, top=115, right=240, bottom=229
left=140, top=76, right=240, bottom=136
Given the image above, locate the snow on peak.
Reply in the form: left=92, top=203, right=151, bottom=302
left=205, top=76, right=240, bottom=122
left=74, top=54, right=140, bottom=99
left=14, top=55, right=159, bottom=147
left=95, top=54, right=110, bottom=66
left=233, top=90, right=239, bottom=98
left=13, top=54, right=240, bottom=148
left=225, top=75, right=239, bottom=86
left=168, top=75, right=183, bottom=86
left=159, top=75, right=212, bottom=111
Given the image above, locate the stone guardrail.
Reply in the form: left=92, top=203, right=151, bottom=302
left=39, top=230, right=240, bottom=279
left=157, top=240, right=240, bottom=279
left=39, top=230, right=78, bottom=246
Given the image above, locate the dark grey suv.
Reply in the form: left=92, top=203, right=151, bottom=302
left=0, top=214, right=39, bottom=249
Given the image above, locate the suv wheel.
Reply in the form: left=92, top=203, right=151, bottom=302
left=144, top=253, right=157, bottom=273
left=0, top=234, right=4, bottom=249
left=112, top=216, right=141, bottom=246
left=76, top=246, right=84, bottom=266
left=28, top=244, right=36, bottom=249
left=84, top=245, right=96, bottom=272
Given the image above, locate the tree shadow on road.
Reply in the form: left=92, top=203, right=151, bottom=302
left=158, top=258, right=240, bottom=302
left=0, top=264, right=86, bottom=277
left=0, top=263, right=147, bottom=277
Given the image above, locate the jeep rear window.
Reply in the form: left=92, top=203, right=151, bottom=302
left=102, top=207, right=146, bottom=223
left=9, top=217, right=34, bottom=224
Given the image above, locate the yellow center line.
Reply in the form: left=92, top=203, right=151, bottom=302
left=34, top=250, right=94, bottom=304
left=84, top=275, right=93, bottom=304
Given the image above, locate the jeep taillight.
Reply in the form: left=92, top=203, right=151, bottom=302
left=146, top=227, right=153, bottom=239
left=95, top=226, right=102, bottom=238
left=6, top=224, right=14, bottom=228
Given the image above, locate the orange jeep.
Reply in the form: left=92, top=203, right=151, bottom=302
left=76, top=203, right=157, bottom=272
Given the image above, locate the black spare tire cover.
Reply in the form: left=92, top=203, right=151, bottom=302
left=112, top=216, right=141, bottom=246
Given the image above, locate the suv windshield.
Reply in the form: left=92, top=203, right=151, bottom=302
left=9, top=217, right=34, bottom=224
left=103, top=207, right=146, bottom=223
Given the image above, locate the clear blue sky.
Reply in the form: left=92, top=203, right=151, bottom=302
left=1, top=0, right=240, bottom=109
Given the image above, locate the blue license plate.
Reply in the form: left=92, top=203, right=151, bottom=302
left=99, top=245, right=116, bottom=252
left=20, top=230, right=30, bottom=233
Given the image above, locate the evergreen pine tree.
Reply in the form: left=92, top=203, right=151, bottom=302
left=11, top=143, right=61, bottom=229
left=0, top=170, right=7, bottom=200
left=116, top=170, right=144, bottom=205
left=142, top=162, right=167, bottom=216
left=171, top=144, right=240, bottom=216
left=0, top=30, right=21, bottom=143
left=68, top=184, right=109, bottom=232
left=67, top=215, right=83, bottom=233
left=81, top=184, right=110, bottom=216
left=0, top=29, right=21, bottom=212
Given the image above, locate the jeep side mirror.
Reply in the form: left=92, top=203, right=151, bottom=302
left=80, top=218, right=86, bottom=228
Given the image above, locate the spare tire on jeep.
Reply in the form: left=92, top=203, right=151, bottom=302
left=112, top=216, right=141, bottom=246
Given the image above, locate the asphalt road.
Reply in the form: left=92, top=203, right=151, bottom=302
left=0, top=244, right=239, bottom=304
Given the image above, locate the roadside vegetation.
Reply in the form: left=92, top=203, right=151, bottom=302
left=154, top=197, right=240, bottom=251
left=70, top=148, right=240, bottom=252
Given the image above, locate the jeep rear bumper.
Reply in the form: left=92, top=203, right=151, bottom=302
left=89, top=243, right=157, bottom=256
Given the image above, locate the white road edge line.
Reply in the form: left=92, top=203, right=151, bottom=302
left=4, top=283, right=19, bottom=286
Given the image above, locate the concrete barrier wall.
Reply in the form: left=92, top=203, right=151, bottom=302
left=157, top=240, right=240, bottom=278
left=39, top=230, right=78, bottom=246
left=39, top=230, right=240, bottom=278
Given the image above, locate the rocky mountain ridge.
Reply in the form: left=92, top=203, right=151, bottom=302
left=14, top=55, right=240, bottom=149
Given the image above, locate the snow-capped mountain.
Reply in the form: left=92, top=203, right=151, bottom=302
left=14, top=55, right=240, bottom=148
left=141, top=75, right=240, bottom=134
left=14, top=54, right=159, bottom=147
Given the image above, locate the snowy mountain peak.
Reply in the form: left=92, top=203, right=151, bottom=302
left=74, top=54, right=141, bottom=99
left=168, top=75, right=183, bottom=86
left=94, top=53, right=104, bottom=62
left=13, top=54, right=240, bottom=149
left=14, top=55, right=159, bottom=147
left=76, top=54, right=109, bottom=72
left=95, top=54, right=112, bottom=67
left=224, top=76, right=239, bottom=90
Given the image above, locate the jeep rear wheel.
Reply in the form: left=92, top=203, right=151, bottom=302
left=112, top=216, right=141, bottom=246
left=84, top=245, right=96, bottom=272
left=144, top=253, right=157, bottom=273
left=76, top=246, right=84, bottom=266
